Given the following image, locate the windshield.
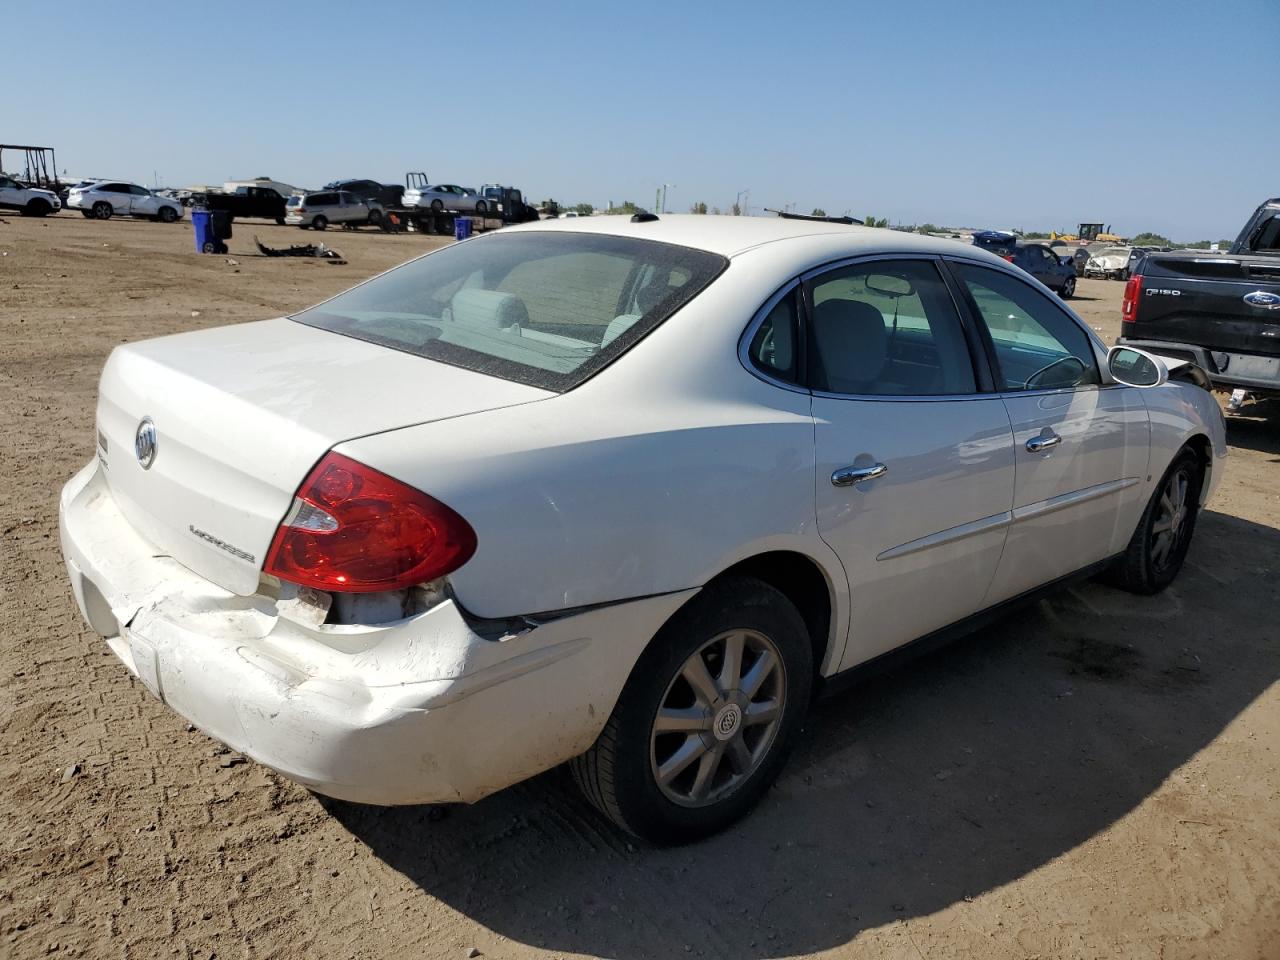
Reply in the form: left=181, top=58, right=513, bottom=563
left=291, top=232, right=728, bottom=391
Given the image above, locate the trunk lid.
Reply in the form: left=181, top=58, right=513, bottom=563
left=1132, top=253, right=1280, bottom=356
left=95, top=317, right=550, bottom=595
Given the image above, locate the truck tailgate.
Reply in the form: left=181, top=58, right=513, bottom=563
left=1130, top=253, right=1280, bottom=356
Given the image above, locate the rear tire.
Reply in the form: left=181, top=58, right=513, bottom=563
left=275, top=217, right=285, bottom=225
left=430, top=199, right=444, bottom=212
left=81, top=209, right=94, bottom=218
left=312, top=215, right=328, bottom=231
left=571, top=576, right=813, bottom=844
left=1108, top=447, right=1203, bottom=595
left=92, top=202, right=112, bottom=220
left=1059, top=276, right=1076, bottom=299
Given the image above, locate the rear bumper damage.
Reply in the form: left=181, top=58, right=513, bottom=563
left=59, top=460, right=692, bottom=805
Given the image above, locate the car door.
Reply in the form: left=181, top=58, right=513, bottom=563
left=1020, top=245, right=1049, bottom=286
left=129, top=184, right=155, bottom=215
left=806, top=257, right=1017, bottom=669
left=0, top=176, right=18, bottom=210
left=1035, top=246, right=1063, bottom=288
left=948, top=260, right=1149, bottom=603
left=98, top=183, right=129, bottom=213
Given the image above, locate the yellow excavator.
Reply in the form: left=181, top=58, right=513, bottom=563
left=1051, top=223, right=1127, bottom=243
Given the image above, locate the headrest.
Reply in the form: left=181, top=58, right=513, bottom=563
left=601, top=314, right=641, bottom=347
left=635, top=276, right=668, bottom=314
left=811, top=299, right=888, bottom=390
left=449, top=288, right=529, bottom=329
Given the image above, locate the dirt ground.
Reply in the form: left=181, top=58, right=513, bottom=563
left=1, top=213, right=1277, bottom=960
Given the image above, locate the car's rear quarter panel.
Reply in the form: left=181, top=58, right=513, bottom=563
left=336, top=254, right=849, bottom=666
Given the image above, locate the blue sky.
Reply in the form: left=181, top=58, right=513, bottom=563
left=7, top=0, right=1277, bottom=239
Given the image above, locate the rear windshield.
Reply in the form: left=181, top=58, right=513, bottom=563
left=291, top=232, right=728, bottom=391
left=286, top=195, right=302, bottom=207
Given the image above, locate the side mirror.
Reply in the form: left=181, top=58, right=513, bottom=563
left=1107, top=346, right=1167, bottom=388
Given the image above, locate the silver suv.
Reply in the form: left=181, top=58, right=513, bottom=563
left=284, top=191, right=383, bottom=230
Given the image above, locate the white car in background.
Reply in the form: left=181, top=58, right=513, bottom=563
left=59, top=216, right=1225, bottom=843
left=1084, top=245, right=1134, bottom=280
left=402, top=182, right=488, bottom=213
left=0, top=175, right=61, bottom=216
left=66, top=181, right=184, bottom=222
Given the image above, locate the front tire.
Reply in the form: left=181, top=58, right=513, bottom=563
left=22, top=199, right=51, bottom=217
left=475, top=200, right=487, bottom=214
left=158, top=205, right=178, bottom=223
left=572, top=576, right=812, bottom=844
left=1108, top=447, right=1203, bottom=594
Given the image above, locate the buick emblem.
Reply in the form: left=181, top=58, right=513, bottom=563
left=1243, top=290, right=1280, bottom=309
left=134, top=417, right=157, bottom=469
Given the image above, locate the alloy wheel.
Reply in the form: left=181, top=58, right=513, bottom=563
left=649, top=629, right=786, bottom=808
left=1151, top=466, right=1191, bottom=571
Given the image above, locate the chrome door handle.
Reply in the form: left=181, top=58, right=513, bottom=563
left=831, top=462, right=887, bottom=487
left=1025, top=432, right=1062, bottom=453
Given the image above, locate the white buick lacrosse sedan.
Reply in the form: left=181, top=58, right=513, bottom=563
left=60, top=215, right=1225, bottom=843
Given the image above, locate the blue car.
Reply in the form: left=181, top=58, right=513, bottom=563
left=972, top=234, right=1077, bottom=299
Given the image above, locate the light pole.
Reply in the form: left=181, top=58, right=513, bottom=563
left=659, top=183, right=676, bottom=214
left=735, top=189, right=749, bottom=216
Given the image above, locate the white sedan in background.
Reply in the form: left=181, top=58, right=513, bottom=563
left=401, top=182, right=488, bottom=213
left=59, top=216, right=1225, bottom=843
left=65, top=180, right=184, bottom=222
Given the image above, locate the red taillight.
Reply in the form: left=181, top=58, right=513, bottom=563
left=265, top=452, right=476, bottom=593
left=1001, top=254, right=1015, bottom=263
left=1122, top=274, right=1143, bottom=323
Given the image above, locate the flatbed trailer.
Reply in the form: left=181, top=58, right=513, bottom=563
left=375, top=207, right=506, bottom=235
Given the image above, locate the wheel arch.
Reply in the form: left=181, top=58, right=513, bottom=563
left=1182, top=432, right=1213, bottom=504
left=697, top=549, right=844, bottom=680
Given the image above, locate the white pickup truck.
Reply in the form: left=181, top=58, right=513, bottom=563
left=0, top=175, right=61, bottom=216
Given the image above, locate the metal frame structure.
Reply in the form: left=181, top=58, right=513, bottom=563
left=0, top=144, right=60, bottom=189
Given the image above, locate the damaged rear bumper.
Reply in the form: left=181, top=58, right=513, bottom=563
left=59, top=460, right=693, bottom=805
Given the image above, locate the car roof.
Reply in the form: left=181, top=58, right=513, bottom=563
left=501, top=213, right=1010, bottom=264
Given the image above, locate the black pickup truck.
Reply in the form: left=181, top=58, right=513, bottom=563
left=1118, top=197, right=1280, bottom=399
left=196, top=186, right=288, bottom=224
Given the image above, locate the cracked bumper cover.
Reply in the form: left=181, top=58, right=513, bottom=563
left=59, top=460, right=693, bottom=805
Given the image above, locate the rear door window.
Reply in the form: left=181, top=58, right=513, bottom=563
left=805, top=259, right=977, bottom=396
left=952, top=262, right=1099, bottom=391
left=1251, top=215, right=1280, bottom=253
